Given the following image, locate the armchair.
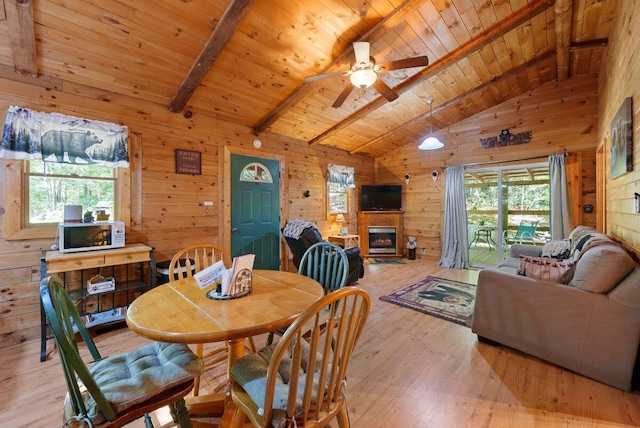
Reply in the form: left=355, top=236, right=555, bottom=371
left=282, top=221, right=364, bottom=284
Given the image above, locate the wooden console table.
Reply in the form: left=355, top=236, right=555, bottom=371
left=357, top=211, right=405, bottom=257
left=40, top=243, right=156, bottom=361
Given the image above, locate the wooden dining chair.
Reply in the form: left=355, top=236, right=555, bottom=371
left=40, top=276, right=203, bottom=427
left=230, top=286, right=371, bottom=428
left=169, top=243, right=255, bottom=396
left=266, top=241, right=349, bottom=345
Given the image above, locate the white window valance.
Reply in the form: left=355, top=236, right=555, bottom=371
left=327, top=163, right=355, bottom=190
left=1, top=106, right=129, bottom=168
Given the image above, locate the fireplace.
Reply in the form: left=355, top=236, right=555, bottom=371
left=368, top=226, right=397, bottom=254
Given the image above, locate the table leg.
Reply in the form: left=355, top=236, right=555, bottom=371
left=185, top=338, right=246, bottom=420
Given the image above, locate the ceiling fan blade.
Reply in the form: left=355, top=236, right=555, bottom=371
left=304, top=71, right=347, bottom=83
left=372, top=79, right=399, bottom=103
left=378, top=56, right=429, bottom=72
left=332, top=84, right=354, bottom=108
left=353, top=42, right=370, bottom=65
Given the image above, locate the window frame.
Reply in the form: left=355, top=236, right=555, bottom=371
left=4, top=159, right=130, bottom=240
left=24, top=161, right=118, bottom=227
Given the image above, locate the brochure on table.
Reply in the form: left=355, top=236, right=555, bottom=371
left=194, top=254, right=255, bottom=297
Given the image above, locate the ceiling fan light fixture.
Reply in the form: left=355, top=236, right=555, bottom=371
left=349, top=68, right=377, bottom=88
left=419, top=99, right=443, bottom=150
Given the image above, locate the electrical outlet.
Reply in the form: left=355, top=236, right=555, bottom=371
left=421, top=248, right=426, bottom=255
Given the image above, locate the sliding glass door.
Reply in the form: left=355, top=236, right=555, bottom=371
left=465, top=163, right=550, bottom=267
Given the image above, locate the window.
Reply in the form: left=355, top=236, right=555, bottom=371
left=239, top=162, right=273, bottom=183
left=4, top=159, right=130, bottom=240
left=26, top=161, right=116, bottom=225
left=328, top=182, right=348, bottom=214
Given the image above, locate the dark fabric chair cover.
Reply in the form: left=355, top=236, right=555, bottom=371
left=282, top=222, right=364, bottom=284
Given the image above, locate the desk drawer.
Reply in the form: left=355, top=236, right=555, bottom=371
left=47, top=254, right=106, bottom=273
left=104, top=251, right=149, bottom=265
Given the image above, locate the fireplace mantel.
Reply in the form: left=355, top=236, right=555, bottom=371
left=357, top=211, right=405, bottom=258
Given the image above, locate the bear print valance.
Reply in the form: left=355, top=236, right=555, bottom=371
left=327, top=163, right=355, bottom=190
left=0, top=106, right=129, bottom=168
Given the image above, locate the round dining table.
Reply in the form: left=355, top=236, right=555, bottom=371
left=126, top=269, right=324, bottom=419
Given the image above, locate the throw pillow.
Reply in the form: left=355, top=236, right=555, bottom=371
left=541, top=239, right=571, bottom=259
left=518, top=255, right=575, bottom=284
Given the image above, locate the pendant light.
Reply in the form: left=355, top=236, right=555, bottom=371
left=419, top=99, right=444, bottom=150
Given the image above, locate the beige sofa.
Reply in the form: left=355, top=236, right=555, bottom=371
left=472, top=226, right=640, bottom=391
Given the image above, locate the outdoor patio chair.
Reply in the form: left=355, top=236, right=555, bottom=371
left=503, top=220, right=539, bottom=246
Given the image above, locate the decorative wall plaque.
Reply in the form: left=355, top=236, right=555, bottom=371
left=479, top=128, right=532, bottom=149
left=175, top=149, right=201, bottom=175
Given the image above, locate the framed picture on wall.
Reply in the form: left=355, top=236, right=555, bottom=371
left=610, top=97, right=633, bottom=179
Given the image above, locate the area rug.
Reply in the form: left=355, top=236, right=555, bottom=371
left=379, top=276, right=476, bottom=327
left=368, top=258, right=406, bottom=264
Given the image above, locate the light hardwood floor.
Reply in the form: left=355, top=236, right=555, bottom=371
left=2, top=259, right=640, bottom=427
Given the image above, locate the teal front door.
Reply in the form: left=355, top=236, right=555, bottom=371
left=230, top=154, right=280, bottom=270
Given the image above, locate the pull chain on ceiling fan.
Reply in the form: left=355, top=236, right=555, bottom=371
left=304, top=42, right=429, bottom=108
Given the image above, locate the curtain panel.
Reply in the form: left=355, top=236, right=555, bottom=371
left=438, top=166, right=469, bottom=269
left=549, top=154, right=573, bottom=240
left=1, top=106, right=129, bottom=168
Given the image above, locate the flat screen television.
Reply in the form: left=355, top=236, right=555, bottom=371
left=360, top=185, right=402, bottom=211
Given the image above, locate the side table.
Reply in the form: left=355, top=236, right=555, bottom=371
left=328, top=234, right=360, bottom=249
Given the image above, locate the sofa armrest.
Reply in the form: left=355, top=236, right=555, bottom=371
left=509, top=244, right=542, bottom=258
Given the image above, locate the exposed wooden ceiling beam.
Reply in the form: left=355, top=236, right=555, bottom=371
left=555, top=0, right=573, bottom=81
left=570, top=38, right=608, bottom=52
left=5, top=0, right=37, bottom=77
left=350, top=50, right=556, bottom=154
left=252, top=0, right=428, bottom=134
left=312, top=0, right=554, bottom=147
left=168, top=0, right=255, bottom=113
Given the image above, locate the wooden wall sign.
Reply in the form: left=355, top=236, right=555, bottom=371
left=175, top=149, right=201, bottom=175
left=479, top=128, right=532, bottom=149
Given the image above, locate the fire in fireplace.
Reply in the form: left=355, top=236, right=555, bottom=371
left=368, top=226, right=397, bottom=254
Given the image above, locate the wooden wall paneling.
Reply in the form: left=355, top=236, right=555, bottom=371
left=375, top=76, right=598, bottom=257
left=0, top=75, right=373, bottom=348
left=597, top=0, right=640, bottom=256
left=130, top=132, right=143, bottom=231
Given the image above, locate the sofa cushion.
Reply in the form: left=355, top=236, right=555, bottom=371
left=541, top=239, right=571, bottom=259
left=570, top=244, right=635, bottom=293
left=518, top=255, right=575, bottom=284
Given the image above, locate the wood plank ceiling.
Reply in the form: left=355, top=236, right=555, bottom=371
left=0, top=0, right=618, bottom=158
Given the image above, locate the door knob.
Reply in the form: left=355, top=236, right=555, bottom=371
left=232, top=228, right=239, bottom=233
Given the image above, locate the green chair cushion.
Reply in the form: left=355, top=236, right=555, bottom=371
left=67, top=341, right=203, bottom=424
left=231, top=342, right=328, bottom=420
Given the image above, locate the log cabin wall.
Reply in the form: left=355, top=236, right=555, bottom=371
left=597, top=1, right=640, bottom=257
left=0, top=79, right=373, bottom=349
left=374, top=75, right=599, bottom=259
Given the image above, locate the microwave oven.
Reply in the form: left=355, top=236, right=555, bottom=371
left=58, top=221, right=126, bottom=253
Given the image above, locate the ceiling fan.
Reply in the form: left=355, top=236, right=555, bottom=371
left=304, top=41, right=429, bottom=108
